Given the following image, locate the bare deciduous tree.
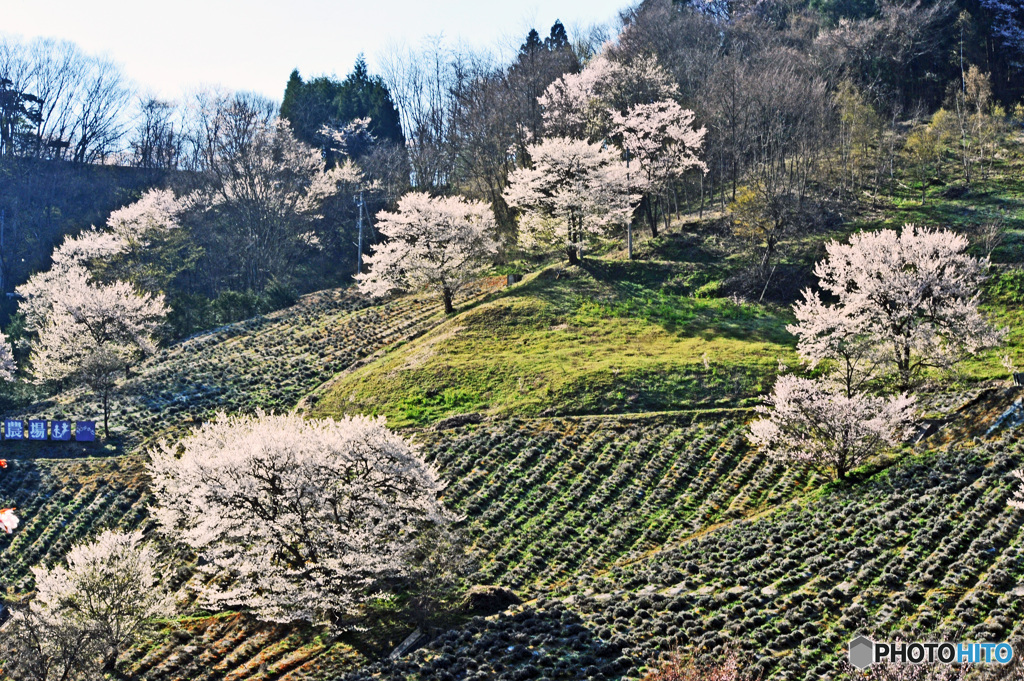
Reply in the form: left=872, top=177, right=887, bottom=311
left=0, top=36, right=134, bottom=161
left=128, top=96, right=182, bottom=169
left=379, top=38, right=459, bottom=192
left=179, top=92, right=357, bottom=292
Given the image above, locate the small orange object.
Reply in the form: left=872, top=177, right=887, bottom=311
left=0, top=460, right=7, bottom=468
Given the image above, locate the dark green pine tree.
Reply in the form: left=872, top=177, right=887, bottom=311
left=281, top=69, right=304, bottom=120
left=280, top=57, right=404, bottom=156
left=544, top=20, right=570, bottom=52
left=280, top=69, right=345, bottom=146
left=520, top=28, right=543, bottom=56
left=335, top=55, right=404, bottom=146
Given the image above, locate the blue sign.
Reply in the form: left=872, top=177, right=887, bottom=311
left=0, top=418, right=100, bottom=441
left=28, top=420, right=46, bottom=441
left=75, top=421, right=96, bottom=442
left=4, top=420, right=23, bottom=440
left=51, top=421, right=71, bottom=441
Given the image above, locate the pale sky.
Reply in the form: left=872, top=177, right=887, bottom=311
left=0, top=0, right=627, bottom=102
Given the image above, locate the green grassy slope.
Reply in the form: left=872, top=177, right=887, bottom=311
left=313, top=259, right=795, bottom=427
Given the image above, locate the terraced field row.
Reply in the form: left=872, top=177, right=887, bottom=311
left=417, top=412, right=819, bottom=593
left=3, top=374, right=1004, bottom=680
left=128, top=603, right=626, bottom=681
left=43, top=395, right=1011, bottom=681
left=0, top=458, right=360, bottom=681
left=340, top=602, right=626, bottom=681
left=559, top=430, right=1024, bottom=680
left=126, top=613, right=359, bottom=681
left=22, top=281, right=501, bottom=451
left=0, top=456, right=151, bottom=591
left=320, top=393, right=1023, bottom=681
left=68, top=411, right=811, bottom=681
left=117, top=291, right=441, bottom=448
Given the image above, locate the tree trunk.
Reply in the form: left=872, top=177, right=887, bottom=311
left=896, top=342, right=913, bottom=391
left=103, top=392, right=110, bottom=439
left=699, top=173, right=705, bottom=220
left=731, top=157, right=738, bottom=201
left=566, top=247, right=580, bottom=266
left=645, top=197, right=659, bottom=239
left=442, top=287, right=454, bottom=315
left=102, top=650, right=132, bottom=680
left=760, top=232, right=777, bottom=274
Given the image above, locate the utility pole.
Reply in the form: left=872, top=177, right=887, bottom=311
left=0, top=209, right=5, bottom=294
left=960, top=14, right=966, bottom=97
left=355, top=191, right=364, bottom=275
left=625, top=146, right=633, bottom=260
